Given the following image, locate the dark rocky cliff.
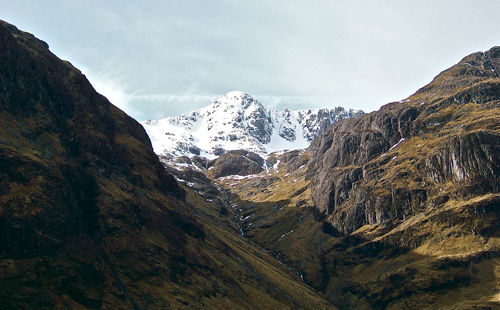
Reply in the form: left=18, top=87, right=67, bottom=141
left=210, top=150, right=265, bottom=178
left=307, top=46, right=500, bottom=234
left=0, top=19, right=198, bottom=308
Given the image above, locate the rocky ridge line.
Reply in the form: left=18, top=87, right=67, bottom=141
left=142, top=91, right=364, bottom=157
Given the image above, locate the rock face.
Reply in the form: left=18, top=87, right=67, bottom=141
left=142, top=91, right=363, bottom=157
left=424, top=131, right=500, bottom=187
left=211, top=150, right=265, bottom=178
left=0, top=20, right=334, bottom=309
left=307, top=46, right=500, bottom=234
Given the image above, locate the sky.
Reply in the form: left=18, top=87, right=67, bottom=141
left=1, top=1, right=500, bottom=121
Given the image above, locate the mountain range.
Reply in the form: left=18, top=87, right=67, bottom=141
left=141, top=91, right=363, bottom=157
left=1, top=19, right=499, bottom=309
left=0, top=20, right=333, bottom=309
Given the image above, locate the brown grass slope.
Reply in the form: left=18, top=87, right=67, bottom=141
left=216, top=48, right=500, bottom=309
left=0, top=20, right=335, bottom=309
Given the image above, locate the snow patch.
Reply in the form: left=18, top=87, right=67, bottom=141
left=389, top=138, right=406, bottom=151
left=240, top=214, right=252, bottom=221
left=277, top=230, right=294, bottom=242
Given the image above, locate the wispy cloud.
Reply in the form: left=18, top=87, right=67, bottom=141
left=129, top=94, right=216, bottom=103
left=16, top=0, right=496, bottom=121
left=88, top=71, right=376, bottom=121
left=88, top=75, right=134, bottom=114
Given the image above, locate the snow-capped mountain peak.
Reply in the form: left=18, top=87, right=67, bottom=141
left=212, top=91, right=256, bottom=109
left=142, top=91, right=363, bottom=158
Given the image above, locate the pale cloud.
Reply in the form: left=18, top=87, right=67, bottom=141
left=89, top=75, right=134, bottom=115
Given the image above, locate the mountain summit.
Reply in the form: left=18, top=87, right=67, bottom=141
left=142, top=91, right=363, bottom=157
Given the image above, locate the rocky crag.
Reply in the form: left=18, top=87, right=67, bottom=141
left=307, top=47, right=500, bottom=234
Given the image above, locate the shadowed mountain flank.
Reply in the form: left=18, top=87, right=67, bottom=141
left=0, top=20, right=334, bottom=309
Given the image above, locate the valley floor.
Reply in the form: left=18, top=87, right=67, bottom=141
left=167, top=146, right=500, bottom=309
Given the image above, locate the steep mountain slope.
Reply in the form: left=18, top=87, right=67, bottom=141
left=0, top=20, right=335, bottom=309
left=300, top=48, right=500, bottom=307
left=194, top=48, right=500, bottom=309
left=142, top=91, right=363, bottom=157
left=307, top=47, right=500, bottom=234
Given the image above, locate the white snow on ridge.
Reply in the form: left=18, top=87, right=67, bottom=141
left=142, top=91, right=364, bottom=158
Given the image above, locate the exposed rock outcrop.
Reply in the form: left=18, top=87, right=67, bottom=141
left=307, top=46, right=500, bottom=235
left=424, top=131, right=500, bottom=187
left=211, top=150, right=265, bottom=178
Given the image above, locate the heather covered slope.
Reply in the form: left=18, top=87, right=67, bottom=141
left=0, top=20, right=334, bottom=309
